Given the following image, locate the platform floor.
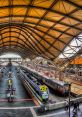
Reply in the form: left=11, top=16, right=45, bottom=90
left=0, top=104, right=82, bottom=117
left=0, top=109, right=33, bottom=117
left=0, top=66, right=35, bottom=107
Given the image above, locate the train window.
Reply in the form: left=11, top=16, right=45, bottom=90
left=64, top=85, right=69, bottom=91
left=55, top=84, right=58, bottom=88
left=57, top=85, right=59, bottom=89
left=48, top=80, right=54, bottom=86
left=45, top=79, right=47, bottom=82
left=47, top=80, right=50, bottom=83
left=37, top=83, right=40, bottom=85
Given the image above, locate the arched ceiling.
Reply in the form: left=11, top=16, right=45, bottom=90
left=0, top=0, right=82, bottom=60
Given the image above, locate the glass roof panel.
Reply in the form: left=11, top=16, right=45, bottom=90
left=59, top=34, right=82, bottom=58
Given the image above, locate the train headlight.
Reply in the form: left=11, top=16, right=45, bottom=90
left=42, top=92, right=48, bottom=99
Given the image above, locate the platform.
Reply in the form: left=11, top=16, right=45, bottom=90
left=0, top=104, right=82, bottom=117
left=0, top=108, right=33, bottom=117
left=0, top=66, right=35, bottom=107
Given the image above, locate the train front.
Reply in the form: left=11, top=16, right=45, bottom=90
left=40, top=85, right=49, bottom=102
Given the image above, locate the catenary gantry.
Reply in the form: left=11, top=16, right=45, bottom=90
left=0, top=0, right=82, bottom=60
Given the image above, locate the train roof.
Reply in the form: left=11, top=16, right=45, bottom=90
left=47, top=78, right=68, bottom=86
left=20, top=66, right=69, bottom=86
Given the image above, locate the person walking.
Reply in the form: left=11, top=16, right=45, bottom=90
left=72, top=102, right=77, bottom=117
left=76, top=100, right=80, bottom=111
left=73, top=101, right=77, bottom=112
left=65, top=100, right=69, bottom=111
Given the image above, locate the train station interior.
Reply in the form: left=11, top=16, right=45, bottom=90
left=0, top=0, right=82, bottom=117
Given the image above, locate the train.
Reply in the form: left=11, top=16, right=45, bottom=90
left=6, top=87, right=16, bottom=102
left=28, top=74, right=69, bottom=96
left=7, top=78, right=13, bottom=88
left=28, top=75, right=49, bottom=102
left=8, top=71, right=13, bottom=79
left=42, top=77, right=69, bottom=96
left=20, top=66, right=69, bottom=96
left=21, top=70, right=49, bottom=102
left=6, top=78, right=16, bottom=102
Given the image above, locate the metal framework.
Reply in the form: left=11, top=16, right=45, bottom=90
left=0, top=0, right=81, bottom=61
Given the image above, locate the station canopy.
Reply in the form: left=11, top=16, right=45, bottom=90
left=0, top=0, right=82, bottom=61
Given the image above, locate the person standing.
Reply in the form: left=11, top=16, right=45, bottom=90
left=65, top=100, right=69, bottom=111
left=73, top=101, right=77, bottom=112
left=76, top=100, right=80, bottom=111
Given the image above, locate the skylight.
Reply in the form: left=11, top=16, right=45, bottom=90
left=0, top=53, right=21, bottom=58
left=59, top=34, right=82, bottom=58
